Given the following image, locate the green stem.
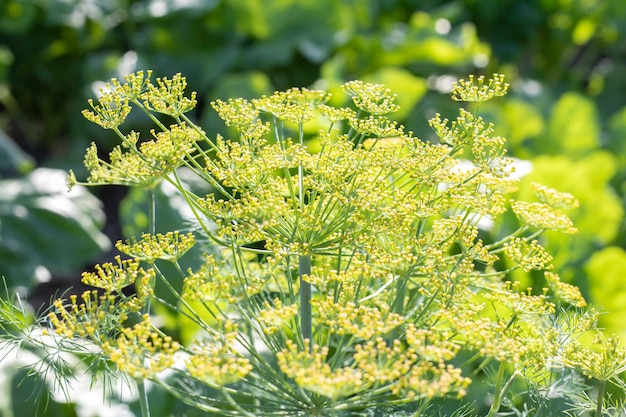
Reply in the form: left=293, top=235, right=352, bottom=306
left=147, top=188, right=156, bottom=235
left=136, top=377, right=150, bottom=417
left=595, top=379, right=606, bottom=417
left=486, top=362, right=518, bottom=417
left=299, top=254, right=312, bottom=349
left=136, top=188, right=157, bottom=417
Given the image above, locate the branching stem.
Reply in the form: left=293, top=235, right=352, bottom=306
left=299, top=254, right=312, bottom=350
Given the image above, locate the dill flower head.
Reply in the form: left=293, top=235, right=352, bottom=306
left=186, top=321, right=253, bottom=386
left=450, top=73, right=509, bottom=102
left=342, top=80, right=400, bottom=115
left=102, top=314, right=181, bottom=379
left=116, top=231, right=195, bottom=263
left=47, top=70, right=606, bottom=416
left=545, top=271, right=587, bottom=307
left=560, top=332, right=626, bottom=382
left=276, top=339, right=367, bottom=401
left=140, top=72, right=197, bottom=117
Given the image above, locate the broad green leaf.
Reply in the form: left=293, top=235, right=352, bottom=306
left=585, top=246, right=626, bottom=339
left=0, top=130, right=35, bottom=175
left=519, top=152, right=621, bottom=248
left=494, top=98, right=545, bottom=159
left=0, top=169, right=109, bottom=288
left=547, top=92, right=600, bottom=157
left=608, top=104, right=626, bottom=166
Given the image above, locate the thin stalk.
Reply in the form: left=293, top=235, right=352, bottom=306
left=136, top=377, right=151, bottom=417
left=221, top=389, right=257, bottom=417
left=486, top=362, right=518, bottom=417
left=136, top=187, right=157, bottom=417
left=595, top=379, right=606, bottom=417
left=299, top=254, right=312, bottom=349
left=147, top=188, right=156, bottom=235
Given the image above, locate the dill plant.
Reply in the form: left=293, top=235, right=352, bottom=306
left=4, top=72, right=626, bottom=416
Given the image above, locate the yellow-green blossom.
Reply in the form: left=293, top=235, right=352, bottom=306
left=276, top=339, right=367, bottom=401
left=116, top=231, right=195, bottom=263
left=102, top=314, right=180, bottom=379
left=82, top=93, right=131, bottom=129
left=81, top=255, right=154, bottom=293
left=504, top=238, right=554, bottom=271
left=512, top=200, right=578, bottom=234
left=140, top=73, right=197, bottom=117
left=560, top=332, right=626, bottom=382
left=342, top=80, right=400, bottom=115
left=450, top=73, right=509, bottom=102
left=545, top=272, right=587, bottom=307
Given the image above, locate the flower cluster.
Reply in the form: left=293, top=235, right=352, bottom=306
left=35, top=72, right=623, bottom=417
left=186, top=321, right=253, bottom=387
left=116, top=231, right=195, bottom=263
left=102, top=314, right=181, bottom=379
left=450, top=73, right=509, bottom=102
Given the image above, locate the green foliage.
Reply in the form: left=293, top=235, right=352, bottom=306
left=585, top=247, right=626, bottom=340
left=0, top=168, right=110, bottom=288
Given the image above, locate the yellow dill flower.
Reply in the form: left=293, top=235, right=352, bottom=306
left=99, top=70, right=153, bottom=103
left=313, top=297, right=403, bottom=339
left=471, top=135, right=514, bottom=177
left=183, top=255, right=264, bottom=303
left=116, top=231, right=195, bottom=263
left=511, top=201, right=578, bottom=234
left=429, top=108, right=494, bottom=147
left=560, top=332, right=626, bottom=382
left=121, top=70, right=153, bottom=100
left=352, top=338, right=410, bottom=384
left=504, top=237, right=554, bottom=271
left=276, top=339, right=366, bottom=401
left=531, top=181, right=579, bottom=210
left=82, top=123, right=198, bottom=188
left=48, top=290, right=120, bottom=340
left=450, top=73, right=509, bottom=102
left=212, top=97, right=258, bottom=128
left=83, top=142, right=162, bottom=188
left=82, top=92, right=131, bottom=129
left=186, top=343, right=253, bottom=386
left=348, top=114, right=405, bottom=138
left=482, top=281, right=555, bottom=317
left=258, top=299, right=298, bottom=335
left=140, top=73, right=197, bottom=118
left=252, top=87, right=330, bottom=124
left=102, top=314, right=180, bottom=379
left=81, top=255, right=154, bottom=293
left=318, top=104, right=356, bottom=122
left=139, top=123, right=200, bottom=171
left=545, top=272, right=586, bottom=307
left=393, top=361, right=470, bottom=400
left=342, top=80, right=400, bottom=115
left=405, top=326, right=461, bottom=363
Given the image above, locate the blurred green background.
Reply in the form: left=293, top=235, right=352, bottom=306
left=0, top=0, right=625, bottom=415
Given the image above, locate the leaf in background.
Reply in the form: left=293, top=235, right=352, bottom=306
left=0, top=130, right=35, bottom=175
left=0, top=168, right=110, bottom=289
left=493, top=98, right=546, bottom=159
left=0, top=0, right=38, bottom=34
left=506, top=151, right=623, bottom=297
left=584, top=246, right=626, bottom=339
left=547, top=92, right=600, bottom=157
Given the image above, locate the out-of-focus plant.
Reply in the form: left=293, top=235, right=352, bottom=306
left=0, top=168, right=110, bottom=290
left=2, top=71, right=624, bottom=416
